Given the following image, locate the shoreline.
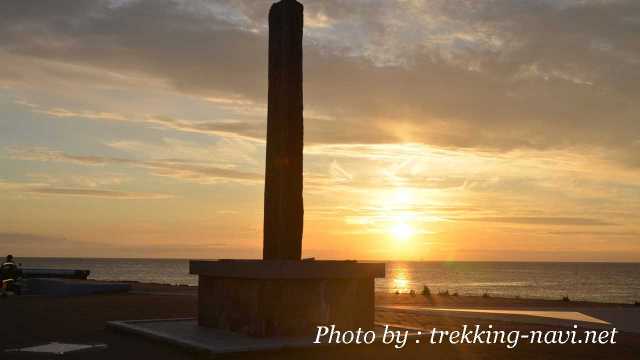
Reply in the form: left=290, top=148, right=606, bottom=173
left=110, top=280, right=640, bottom=308
left=19, top=256, right=640, bottom=264
left=20, top=259, right=640, bottom=304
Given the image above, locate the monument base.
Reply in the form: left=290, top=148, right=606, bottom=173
left=108, top=319, right=421, bottom=356
left=190, top=260, right=385, bottom=337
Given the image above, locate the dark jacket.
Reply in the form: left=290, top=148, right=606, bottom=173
left=0, top=261, right=20, bottom=281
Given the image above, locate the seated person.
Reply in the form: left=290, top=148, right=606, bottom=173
left=1, top=255, right=21, bottom=295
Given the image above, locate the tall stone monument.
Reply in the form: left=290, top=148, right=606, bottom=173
left=263, top=0, right=304, bottom=261
left=190, top=0, right=385, bottom=337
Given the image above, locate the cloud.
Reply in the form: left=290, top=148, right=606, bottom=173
left=1, top=0, right=639, bottom=155
left=8, top=146, right=120, bottom=165
left=12, top=99, right=267, bottom=143
left=460, top=216, right=614, bottom=226
left=1, top=0, right=639, bottom=260
left=548, top=230, right=638, bottom=237
left=25, top=187, right=171, bottom=199
left=145, top=115, right=265, bottom=142
left=143, top=159, right=262, bottom=183
left=0, top=180, right=171, bottom=199
left=328, top=160, right=353, bottom=182
left=0, top=232, right=66, bottom=245
left=0, top=232, right=233, bottom=258
left=27, top=173, right=129, bottom=188
left=39, top=108, right=128, bottom=122
left=7, top=146, right=263, bottom=184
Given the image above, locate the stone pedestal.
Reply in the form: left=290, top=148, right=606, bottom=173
left=190, top=260, right=385, bottom=337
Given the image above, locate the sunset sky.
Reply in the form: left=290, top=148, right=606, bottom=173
left=1, top=0, right=639, bottom=261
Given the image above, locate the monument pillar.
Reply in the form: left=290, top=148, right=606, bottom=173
left=263, top=0, right=304, bottom=260
left=190, top=0, right=385, bottom=338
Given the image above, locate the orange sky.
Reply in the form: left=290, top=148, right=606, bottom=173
left=1, top=0, right=639, bottom=261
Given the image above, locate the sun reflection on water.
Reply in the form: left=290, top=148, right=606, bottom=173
left=393, top=277, right=410, bottom=292
left=390, top=262, right=413, bottom=293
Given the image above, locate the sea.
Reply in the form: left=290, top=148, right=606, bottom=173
left=17, top=258, right=640, bottom=304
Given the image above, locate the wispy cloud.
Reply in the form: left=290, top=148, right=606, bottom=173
left=460, top=217, right=614, bottom=226
left=0, top=180, right=171, bottom=199
left=14, top=99, right=266, bottom=143
left=26, top=186, right=171, bottom=199
left=7, top=146, right=263, bottom=184
left=0, top=232, right=234, bottom=258
left=39, top=108, right=128, bottom=122
left=27, top=173, right=129, bottom=188
left=7, top=147, right=119, bottom=165
left=145, top=115, right=264, bottom=142
left=547, top=230, right=638, bottom=237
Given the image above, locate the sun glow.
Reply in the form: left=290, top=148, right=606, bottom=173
left=391, top=222, right=414, bottom=243
left=391, top=187, right=411, bottom=204
left=380, top=187, right=419, bottom=246
left=393, top=277, right=409, bottom=292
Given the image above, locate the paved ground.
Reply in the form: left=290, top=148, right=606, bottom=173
left=379, top=305, right=640, bottom=333
left=1, top=290, right=639, bottom=359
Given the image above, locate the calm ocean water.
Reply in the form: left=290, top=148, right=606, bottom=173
left=18, top=258, right=640, bottom=304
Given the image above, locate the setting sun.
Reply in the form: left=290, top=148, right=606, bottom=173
left=2, top=0, right=639, bottom=266
left=390, top=222, right=414, bottom=243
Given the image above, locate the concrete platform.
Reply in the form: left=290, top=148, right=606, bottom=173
left=108, top=318, right=419, bottom=355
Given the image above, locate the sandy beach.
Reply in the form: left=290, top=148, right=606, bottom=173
left=2, top=282, right=639, bottom=359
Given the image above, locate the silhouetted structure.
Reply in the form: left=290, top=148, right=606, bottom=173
left=190, top=0, right=385, bottom=337
left=263, top=0, right=304, bottom=260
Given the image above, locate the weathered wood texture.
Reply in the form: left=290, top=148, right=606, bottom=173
left=263, top=0, right=304, bottom=260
